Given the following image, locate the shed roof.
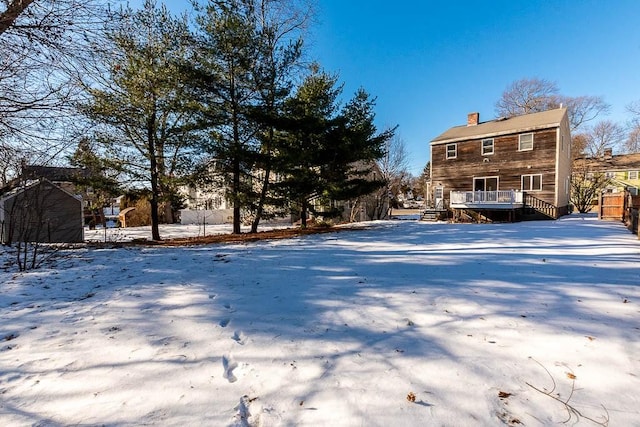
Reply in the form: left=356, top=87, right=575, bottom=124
left=0, top=178, right=82, bottom=204
left=431, top=108, right=567, bottom=145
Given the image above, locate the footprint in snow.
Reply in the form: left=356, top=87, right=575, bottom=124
left=234, top=395, right=252, bottom=425
left=2, top=332, right=19, bottom=341
left=220, top=318, right=231, bottom=328
left=234, top=394, right=262, bottom=426
left=223, top=354, right=238, bottom=383
left=232, top=330, right=246, bottom=345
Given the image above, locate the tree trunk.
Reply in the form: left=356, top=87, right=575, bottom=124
left=349, top=198, right=360, bottom=222
left=148, top=114, right=161, bottom=241
left=229, top=67, right=243, bottom=235
left=156, top=139, right=169, bottom=224
left=232, top=157, right=241, bottom=234
left=251, top=127, right=274, bottom=233
left=300, top=199, right=307, bottom=228
left=0, top=0, right=36, bottom=36
left=251, top=163, right=270, bottom=233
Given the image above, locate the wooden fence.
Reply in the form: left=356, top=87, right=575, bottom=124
left=599, top=193, right=625, bottom=221
left=599, top=191, right=640, bottom=236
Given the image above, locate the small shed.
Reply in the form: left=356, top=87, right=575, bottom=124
left=118, top=207, right=137, bottom=228
left=0, top=178, right=83, bottom=244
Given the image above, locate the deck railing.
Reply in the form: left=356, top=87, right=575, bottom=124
left=524, top=193, right=558, bottom=219
left=450, top=190, right=523, bottom=206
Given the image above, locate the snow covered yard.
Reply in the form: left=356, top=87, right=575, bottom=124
left=83, top=222, right=294, bottom=243
left=1, top=215, right=639, bottom=426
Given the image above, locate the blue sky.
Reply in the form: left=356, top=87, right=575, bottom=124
left=308, top=1, right=640, bottom=175
left=162, top=0, right=640, bottom=175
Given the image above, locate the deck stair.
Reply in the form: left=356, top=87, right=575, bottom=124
left=523, top=194, right=558, bottom=219
left=420, top=208, right=448, bottom=221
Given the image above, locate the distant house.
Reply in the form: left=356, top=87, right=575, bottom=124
left=176, top=159, right=235, bottom=225
left=20, top=165, right=90, bottom=194
left=0, top=178, right=84, bottom=244
left=429, top=108, right=572, bottom=221
left=579, top=149, right=640, bottom=195
left=180, top=184, right=230, bottom=211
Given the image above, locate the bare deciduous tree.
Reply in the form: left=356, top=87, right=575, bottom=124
left=571, top=133, right=589, bottom=160
left=625, top=100, right=640, bottom=153
left=627, top=100, right=640, bottom=116
left=571, top=159, right=610, bottom=214
left=495, top=78, right=610, bottom=132
left=1, top=0, right=107, bottom=176
left=495, top=78, right=560, bottom=117
left=624, top=126, right=640, bottom=154
left=373, top=134, right=408, bottom=218
left=378, top=134, right=409, bottom=181
left=579, top=120, right=625, bottom=158
left=560, top=95, right=611, bottom=132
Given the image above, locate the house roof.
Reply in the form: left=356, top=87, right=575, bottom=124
left=22, top=165, right=90, bottom=182
left=1, top=165, right=90, bottom=197
left=582, top=152, right=640, bottom=171
left=431, top=108, right=568, bottom=145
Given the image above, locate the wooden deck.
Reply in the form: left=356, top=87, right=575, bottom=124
left=450, top=190, right=524, bottom=209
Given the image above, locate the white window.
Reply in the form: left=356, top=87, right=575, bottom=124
left=522, top=174, right=542, bottom=191
left=629, top=171, right=638, bottom=180
left=481, top=138, right=494, bottom=155
left=519, top=133, right=533, bottom=151
left=605, top=172, right=615, bottom=179
left=446, top=143, right=457, bottom=159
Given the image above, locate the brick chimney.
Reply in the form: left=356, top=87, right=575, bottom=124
left=603, top=147, right=613, bottom=159
left=467, top=112, right=479, bottom=126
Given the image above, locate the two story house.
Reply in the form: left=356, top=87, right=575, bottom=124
left=580, top=150, right=640, bottom=195
left=430, top=108, right=572, bottom=221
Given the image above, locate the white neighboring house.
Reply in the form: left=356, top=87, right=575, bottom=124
left=178, top=183, right=234, bottom=225
left=178, top=160, right=387, bottom=225
left=180, top=184, right=231, bottom=211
